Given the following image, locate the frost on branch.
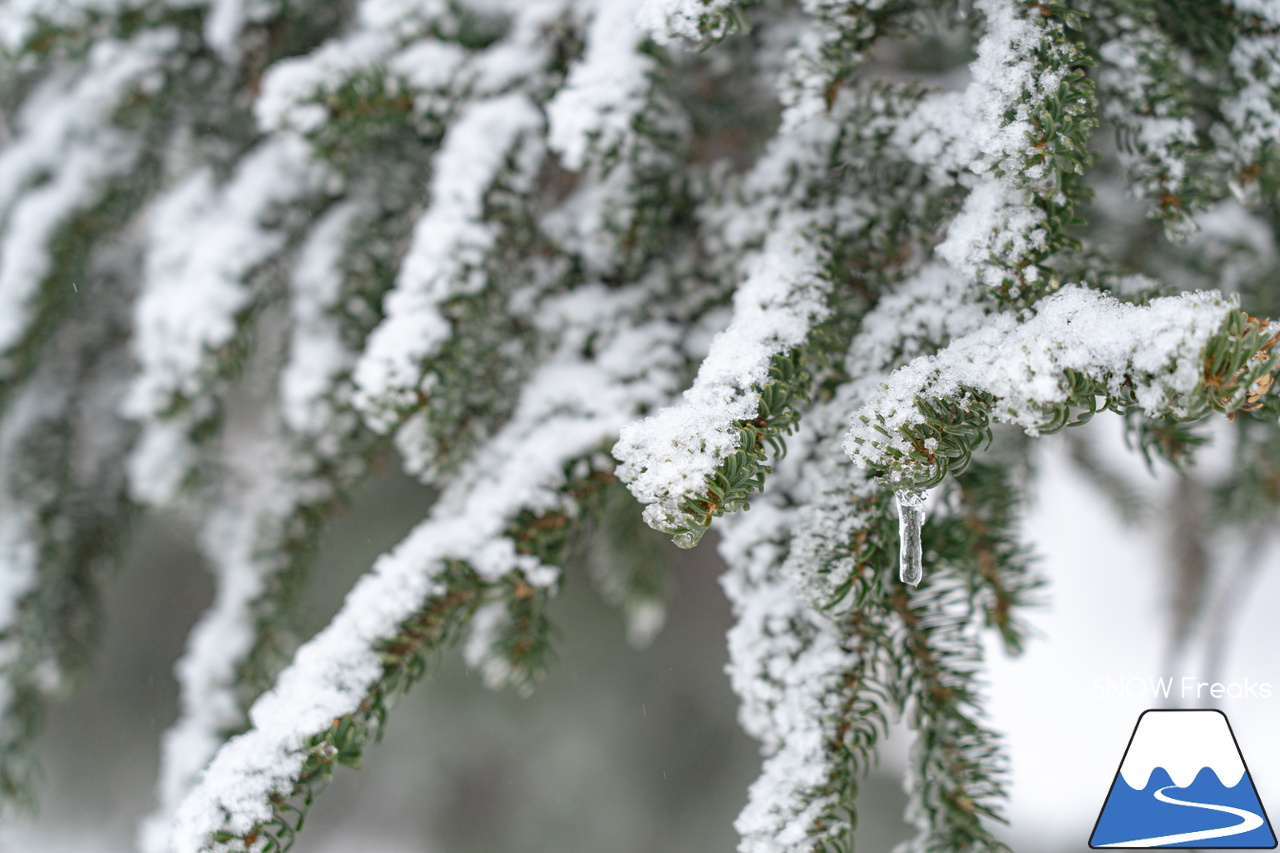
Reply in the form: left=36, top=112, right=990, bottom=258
left=896, top=0, right=1096, bottom=302
left=1220, top=13, right=1280, bottom=207
left=614, top=216, right=832, bottom=548
left=716, top=261, right=1024, bottom=853
left=343, top=76, right=551, bottom=486
left=123, top=137, right=331, bottom=505
left=845, top=288, right=1276, bottom=488
left=1090, top=1, right=1205, bottom=229
left=0, top=273, right=133, bottom=816
left=636, top=0, right=748, bottom=44
left=351, top=93, right=543, bottom=438
left=0, top=27, right=176, bottom=381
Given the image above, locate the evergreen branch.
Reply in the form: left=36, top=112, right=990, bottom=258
left=546, top=2, right=695, bottom=283
left=124, top=137, right=332, bottom=504
left=197, top=559, right=489, bottom=853
left=1211, top=414, right=1280, bottom=527
left=803, top=492, right=900, bottom=853
left=636, top=0, right=758, bottom=45
left=720, top=443, right=898, bottom=852
left=0, top=315, right=134, bottom=816
left=0, top=4, right=200, bottom=61
left=164, top=268, right=687, bottom=850
left=667, top=345, right=819, bottom=546
left=172, top=448, right=622, bottom=852
left=776, top=0, right=919, bottom=127
left=291, top=4, right=585, bottom=485
left=615, top=216, right=838, bottom=548
left=890, top=572, right=1012, bottom=853
left=719, top=262, right=998, bottom=851
left=1087, top=0, right=1220, bottom=231
left=254, top=1, right=512, bottom=165
left=9, top=2, right=1280, bottom=851
left=720, top=498, right=872, bottom=853
left=943, top=465, right=1043, bottom=655
left=1219, top=13, right=1280, bottom=215
left=846, top=290, right=1278, bottom=488
left=0, top=28, right=177, bottom=394
left=350, top=92, right=548, bottom=481
left=899, top=0, right=1098, bottom=304
left=140, top=438, right=386, bottom=853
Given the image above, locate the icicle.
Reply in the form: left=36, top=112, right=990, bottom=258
left=895, top=489, right=925, bottom=586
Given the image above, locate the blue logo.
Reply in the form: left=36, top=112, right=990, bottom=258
left=1090, top=709, right=1276, bottom=848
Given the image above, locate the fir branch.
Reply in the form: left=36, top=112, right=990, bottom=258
left=1087, top=0, right=1220, bottom=231
left=7, top=2, right=1280, bottom=851
left=718, top=257, right=996, bottom=851
left=253, top=1, right=506, bottom=165
left=799, top=491, right=901, bottom=853
left=845, top=290, right=1278, bottom=488
left=545, top=1, right=695, bottom=282
left=0, top=27, right=177, bottom=390
left=350, top=92, right=547, bottom=480
left=890, top=572, right=1012, bottom=853
left=941, top=465, right=1043, bottom=655
left=898, top=0, right=1098, bottom=304
left=636, top=0, right=758, bottom=45
left=123, top=136, right=332, bottom=505
left=184, top=558, right=490, bottom=853
left=164, top=266, right=688, bottom=850
left=777, top=0, right=918, bottom=128
left=719, top=498, right=870, bottom=853
left=1219, top=10, right=1280, bottom=214
left=0, top=311, right=134, bottom=816
left=170, top=454, right=614, bottom=852
left=614, top=217, right=838, bottom=548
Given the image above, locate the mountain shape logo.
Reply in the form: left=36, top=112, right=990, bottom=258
left=1090, top=709, right=1277, bottom=848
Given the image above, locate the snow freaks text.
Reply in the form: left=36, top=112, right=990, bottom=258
left=1094, top=678, right=1274, bottom=701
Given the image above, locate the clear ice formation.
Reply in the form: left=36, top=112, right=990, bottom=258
left=895, top=489, right=926, bottom=586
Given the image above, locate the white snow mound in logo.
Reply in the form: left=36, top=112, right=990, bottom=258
left=1119, top=710, right=1246, bottom=790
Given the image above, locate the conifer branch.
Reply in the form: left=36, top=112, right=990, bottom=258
left=897, top=0, right=1098, bottom=304
left=1220, top=9, right=1280, bottom=213
left=0, top=27, right=176, bottom=394
left=846, top=290, right=1278, bottom=488
left=0, top=291, right=134, bottom=816
left=1088, top=0, right=1216, bottom=230
left=614, top=216, right=836, bottom=548
left=124, top=137, right=331, bottom=504
left=890, top=573, right=1012, bottom=853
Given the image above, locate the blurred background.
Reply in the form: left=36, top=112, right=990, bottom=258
left=4, top=409, right=1279, bottom=853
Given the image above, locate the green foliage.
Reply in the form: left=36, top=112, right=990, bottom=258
left=801, top=464, right=1039, bottom=853
left=933, top=465, right=1043, bottom=654
left=218, top=561, right=486, bottom=853
left=693, top=2, right=756, bottom=47
left=669, top=345, right=822, bottom=549
left=997, top=6, right=1099, bottom=306
left=5, top=0, right=1280, bottom=850
left=890, top=576, right=1012, bottom=853
left=856, top=309, right=1280, bottom=490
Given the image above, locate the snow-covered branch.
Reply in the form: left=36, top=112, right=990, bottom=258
left=845, top=288, right=1275, bottom=488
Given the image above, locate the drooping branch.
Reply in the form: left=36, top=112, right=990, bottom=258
left=845, top=288, right=1278, bottom=489
left=895, top=0, right=1097, bottom=304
